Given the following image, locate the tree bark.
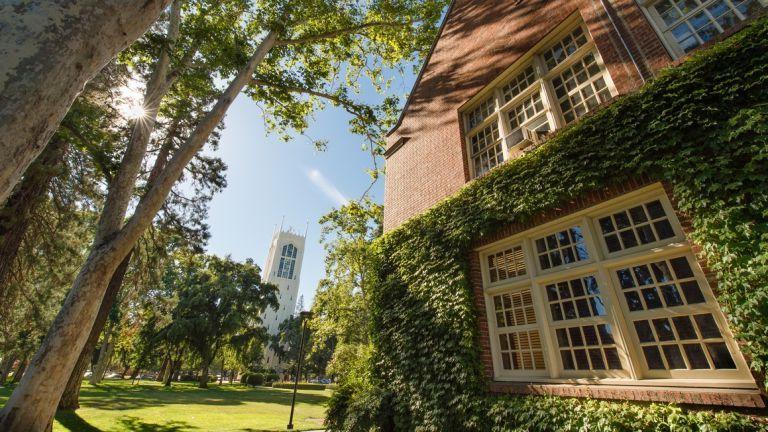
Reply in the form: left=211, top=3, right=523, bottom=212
left=0, top=137, right=68, bottom=308
left=198, top=362, right=210, bottom=389
left=157, top=353, right=170, bottom=382
left=0, top=0, right=171, bottom=206
left=163, top=364, right=176, bottom=387
left=89, top=322, right=114, bottom=385
left=11, top=355, right=28, bottom=384
left=0, top=353, right=17, bottom=386
left=58, top=251, right=132, bottom=411
left=0, top=31, right=276, bottom=432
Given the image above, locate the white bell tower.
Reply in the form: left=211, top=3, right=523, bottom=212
left=260, top=221, right=306, bottom=368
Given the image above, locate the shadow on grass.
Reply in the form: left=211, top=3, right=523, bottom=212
left=55, top=411, right=198, bottom=432
left=79, top=380, right=329, bottom=411
left=55, top=410, right=101, bottom=432
left=118, top=416, right=197, bottom=431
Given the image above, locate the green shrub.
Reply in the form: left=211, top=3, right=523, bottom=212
left=266, top=372, right=280, bottom=382
left=326, top=385, right=398, bottom=432
left=272, top=382, right=325, bottom=390
left=325, top=16, right=768, bottom=432
left=248, top=373, right=265, bottom=386
left=486, top=395, right=764, bottom=432
left=240, top=372, right=265, bottom=386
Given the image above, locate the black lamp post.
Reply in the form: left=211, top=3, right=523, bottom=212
left=287, top=310, right=312, bottom=430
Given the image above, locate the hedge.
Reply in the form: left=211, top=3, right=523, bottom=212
left=328, top=17, right=768, bottom=432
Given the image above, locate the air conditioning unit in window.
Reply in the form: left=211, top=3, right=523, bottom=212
left=519, top=126, right=545, bottom=149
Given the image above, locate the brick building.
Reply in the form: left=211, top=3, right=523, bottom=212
left=383, top=0, right=766, bottom=407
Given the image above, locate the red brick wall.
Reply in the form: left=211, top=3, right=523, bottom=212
left=383, top=0, right=673, bottom=231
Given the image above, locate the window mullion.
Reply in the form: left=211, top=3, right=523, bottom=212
left=525, top=239, right=561, bottom=378
left=581, top=215, right=644, bottom=379
left=494, top=88, right=512, bottom=162
left=536, top=56, right=567, bottom=129
left=596, top=265, right=643, bottom=380
left=534, top=55, right=563, bottom=131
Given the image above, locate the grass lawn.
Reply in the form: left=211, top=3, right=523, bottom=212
left=0, top=379, right=330, bottom=431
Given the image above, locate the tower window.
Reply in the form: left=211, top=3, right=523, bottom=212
left=278, top=243, right=298, bottom=279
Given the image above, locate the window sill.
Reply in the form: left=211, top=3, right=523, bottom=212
left=488, top=379, right=764, bottom=407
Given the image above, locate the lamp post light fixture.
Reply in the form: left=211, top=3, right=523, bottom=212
left=287, top=310, right=313, bottom=430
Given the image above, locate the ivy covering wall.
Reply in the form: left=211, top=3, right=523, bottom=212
left=329, top=17, right=768, bottom=432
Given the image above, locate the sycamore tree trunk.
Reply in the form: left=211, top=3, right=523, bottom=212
left=58, top=252, right=132, bottom=411
left=56, top=1, right=184, bottom=419
left=89, top=322, right=115, bottom=385
left=0, top=0, right=171, bottom=205
left=0, top=30, right=277, bottom=431
left=0, top=137, right=68, bottom=308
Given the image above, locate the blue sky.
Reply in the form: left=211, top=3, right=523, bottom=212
left=205, top=68, right=416, bottom=308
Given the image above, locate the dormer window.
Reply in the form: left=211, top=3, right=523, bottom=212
left=463, top=19, right=616, bottom=179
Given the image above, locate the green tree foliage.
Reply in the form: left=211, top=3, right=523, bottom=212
left=327, top=17, right=768, bottom=432
left=163, top=253, right=278, bottom=387
left=306, top=199, right=382, bottom=387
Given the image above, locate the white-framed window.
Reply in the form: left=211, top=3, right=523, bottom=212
left=462, top=18, right=618, bottom=179
left=479, top=184, right=754, bottom=386
left=642, top=0, right=766, bottom=57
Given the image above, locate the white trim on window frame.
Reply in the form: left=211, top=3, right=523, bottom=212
left=461, top=14, right=620, bottom=179
left=477, top=183, right=756, bottom=389
left=638, top=0, right=768, bottom=58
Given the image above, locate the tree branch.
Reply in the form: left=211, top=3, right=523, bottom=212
left=275, top=21, right=409, bottom=46
left=250, top=78, right=368, bottom=119
left=249, top=78, right=383, bottom=201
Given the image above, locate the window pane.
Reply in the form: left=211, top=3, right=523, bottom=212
left=683, top=343, right=710, bottom=369
left=501, top=66, right=537, bottom=103
left=706, top=342, right=736, bottom=369
left=662, top=345, right=687, bottom=369
left=535, top=226, right=588, bottom=271
left=694, top=313, right=721, bottom=338
left=643, top=346, right=666, bottom=369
